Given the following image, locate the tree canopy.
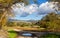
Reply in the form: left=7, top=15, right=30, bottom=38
left=35, top=12, right=60, bottom=31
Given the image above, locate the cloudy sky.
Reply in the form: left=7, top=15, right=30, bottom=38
left=9, top=0, right=59, bottom=20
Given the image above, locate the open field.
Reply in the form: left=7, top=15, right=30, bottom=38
left=5, top=26, right=44, bottom=31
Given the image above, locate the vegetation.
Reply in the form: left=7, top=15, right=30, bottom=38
left=49, top=0, right=60, bottom=2
left=41, top=34, right=60, bottom=38
left=8, top=30, right=17, bottom=38
left=0, top=0, right=60, bottom=30
left=0, top=0, right=60, bottom=38
left=0, top=0, right=40, bottom=30
left=35, top=12, right=60, bottom=32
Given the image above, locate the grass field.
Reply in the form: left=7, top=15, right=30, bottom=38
left=41, top=34, right=60, bottom=38
left=8, top=30, right=17, bottom=38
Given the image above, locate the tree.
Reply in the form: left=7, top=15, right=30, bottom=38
left=36, top=12, right=60, bottom=32
left=49, top=0, right=60, bottom=2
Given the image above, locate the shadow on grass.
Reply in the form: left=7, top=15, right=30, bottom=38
left=41, top=33, right=60, bottom=38
left=8, top=31, right=17, bottom=33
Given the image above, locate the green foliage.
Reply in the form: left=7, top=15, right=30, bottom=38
left=36, top=12, right=60, bottom=31
left=6, top=22, right=15, bottom=27
left=41, top=34, right=60, bottom=38
left=8, top=30, right=17, bottom=38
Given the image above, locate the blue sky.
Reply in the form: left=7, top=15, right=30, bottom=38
left=30, top=0, right=48, bottom=4
left=37, top=0, right=48, bottom=4
left=16, top=13, right=46, bottom=20
left=10, top=0, right=48, bottom=20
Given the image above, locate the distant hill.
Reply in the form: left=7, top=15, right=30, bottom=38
left=8, top=19, right=39, bottom=23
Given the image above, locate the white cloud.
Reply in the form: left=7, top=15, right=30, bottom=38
left=10, top=2, right=59, bottom=18
left=38, top=2, right=59, bottom=15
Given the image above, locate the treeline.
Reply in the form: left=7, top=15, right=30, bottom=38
left=6, top=20, right=40, bottom=28
left=35, top=12, right=60, bottom=32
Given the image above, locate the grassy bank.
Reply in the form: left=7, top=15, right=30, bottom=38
left=41, top=34, right=60, bottom=38
left=8, top=30, right=17, bottom=38
left=8, top=28, right=60, bottom=38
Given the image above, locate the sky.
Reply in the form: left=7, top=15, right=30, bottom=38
left=30, top=0, right=48, bottom=4
left=9, top=0, right=59, bottom=20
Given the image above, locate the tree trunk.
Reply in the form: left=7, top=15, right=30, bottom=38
left=0, top=22, right=2, bottom=30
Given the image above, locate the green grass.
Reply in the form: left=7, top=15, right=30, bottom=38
left=8, top=29, right=60, bottom=38
left=8, top=30, right=17, bottom=38
left=41, top=34, right=60, bottom=38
